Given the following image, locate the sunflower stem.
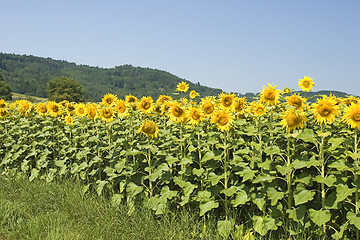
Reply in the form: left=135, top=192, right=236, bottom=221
left=223, top=130, right=229, bottom=221
left=354, top=128, right=359, bottom=240
left=320, top=123, right=326, bottom=236
left=286, top=136, right=293, bottom=236
left=147, top=137, right=153, bottom=198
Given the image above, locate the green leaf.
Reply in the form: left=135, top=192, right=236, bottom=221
left=201, top=151, right=215, bottom=162
left=290, top=159, right=307, bottom=170
left=192, top=168, right=205, bottom=177
left=328, top=159, right=348, bottom=171
left=298, top=129, right=317, bottom=143
left=336, top=184, right=355, bottom=202
left=178, top=157, right=193, bottom=166
left=287, top=205, right=306, bottom=222
left=253, top=173, right=274, bottom=183
left=253, top=215, right=277, bottom=236
left=96, top=180, right=108, bottom=196
left=252, top=194, right=266, bottom=211
left=276, top=165, right=291, bottom=176
left=112, top=194, right=123, bottom=206
left=208, top=172, right=223, bottom=186
left=331, top=222, right=348, bottom=240
left=199, top=200, right=219, bottom=216
left=231, top=190, right=248, bottom=207
left=267, top=187, right=284, bottom=206
left=217, top=219, right=235, bottom=238
left=309, top=209, right=331, bottom=226
left=346, top=211, right=360, bottom=230
left=241, top=167, right=256, bottom=182
left=29, top=168, right=39, bottom=182
left=264, top=145, right=281, bottom=155
left=160, top=186, right=177, bottom=200
left=126, top=182, right=143, bottom=200
left=314, top=175, right=337, bottom=187
left=221, top=186, right=238, bottom=197
left=294, top=189, right=315, bottom=206
left=165, top=155, right=179, bottom=166
left=196, top=190, right=212, bottom=203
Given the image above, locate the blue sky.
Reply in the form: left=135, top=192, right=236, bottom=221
left=1, top=0, right=359, bottom=95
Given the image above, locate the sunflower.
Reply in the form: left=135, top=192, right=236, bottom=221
left=60, top=100, right=69, bottom=108
left=298, top=76, right=314, bottom=92
left=176, top=82, right=189, bottom=92
left=36, top=102, right=48, bottom=116
left=342, top=103, right=360, bottom=128
left=156, top=95, right=173, bottom=105
left=17, top=100, right=33, bottom=116
left=312, top=96, right=340, bottom=124
left=168, top=101, right=186, bottom=123
left=282, top=87, right=291, bottom=95
left=73, top=103, right=86, bottom=117
left=186, top=106, right=204, bottom=125
left=189, top=90, right=199, bottom=99
left=281, top=108, right=306, bottom=132
left=343, top=96, right=358, bottom=107
left=260, top=83, right=281, bottom=106
left=201, top=97, right=216, bottom=116
left=47, top=101, right=63, bottom=117
left=102, top=93, right=118, bottom=106
left=66, top=102, right=76, bottom=115
left=0, top=99, right=7, bottom=108
left=85, top=103, right=98, bottom=120
left=138, top=96, right=153, bottom=113
left=252, top=103, right=267, bottom=117
left=233, top=97, right=247, bottom=117
left=211, top=109, right=234, bottom=132
left=219, top=92, right=236, bottom=109
left=0, top=108, right=9, bottom=119
left=114, top=99, right=129, bottom=118
left=138, top=120, right=159, bottom=138
left=99, top=107, right=114, bottom=122
left=64, top=115, right=74, bottom=125
left=286, top=94, right=307, bottom=110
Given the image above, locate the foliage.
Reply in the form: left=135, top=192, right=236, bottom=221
left=1, top=79, right=360, bottom=239
left=0, top=74, right=12, bottom=101
left=46, top=76, right=84, bottom=102
left=0, top=52, right=223, bottom=101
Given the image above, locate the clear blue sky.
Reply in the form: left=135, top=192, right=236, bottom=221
left=1, top=0, right=359, bottom=95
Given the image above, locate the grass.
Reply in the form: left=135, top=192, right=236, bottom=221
left=0, top=176, right=222, bottom=240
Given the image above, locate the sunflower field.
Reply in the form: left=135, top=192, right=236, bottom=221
left=1, top=77, right=360, bottom=239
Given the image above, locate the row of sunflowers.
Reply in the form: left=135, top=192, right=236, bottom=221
left=1, top=76, right=360, bottom=239
left=1, top=76, right=360, bottom=133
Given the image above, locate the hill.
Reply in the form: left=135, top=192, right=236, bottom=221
left=0, top=53, right=222, bottom=102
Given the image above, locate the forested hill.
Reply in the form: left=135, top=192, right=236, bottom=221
left=0, top=53, right=222, bottom=102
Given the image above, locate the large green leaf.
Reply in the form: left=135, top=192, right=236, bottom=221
left=309, top=209, right=331, bottom=226
left=231, top=190, right=248, bottom=207
left=199, top=200, right=219, bottom=216
left=336, top=184, right=355, bottom=203
left=298, top=129, right=317, bottom=143
left=267, top=187, right=284, bottom=206
left=346, top=211, right=360, bottom=230
left=294, top=189, right=315, bottom=206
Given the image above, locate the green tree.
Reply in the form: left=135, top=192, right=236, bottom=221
left=46, top=76, right=84, bottom=102
left=0, top=74, right=12, bottom=100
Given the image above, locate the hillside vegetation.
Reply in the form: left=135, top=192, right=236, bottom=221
left=0, top=53, right=222, bottom=102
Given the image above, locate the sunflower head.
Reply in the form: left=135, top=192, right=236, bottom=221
left=156, top=95, right=173, bottom=105
left=36, top=102, right=48, bottom=116
left=102, top=93, right=118, bottom=106
left=312, top=96, right=340, bottom=125
left=85, top=103, right=98, bottom=119
left=201, top=97, right=215, bottom=116
left=186, top=106, right=204, bottom=125
left=219, top=92, right=236, bottom=109
left=0, top=108, right=9, bottom=119
left=138, top=120, right=159, bottom=138
left=176, top=82, right=189, bottom=92
left=0, top=99, right=8, bottom=109
left=16, top=100, right=32, bottom=116
left=189, top=90, right=199, bottom=99
left=260, top=83, right=281, bottom=106
left=253, top=103, right=267, bottom=117
left=282, top=87, right=291, bottom=95
left=47, top=101, right=63, bottom=117
left=66, top=102, right=76, bottom=115
left=99, top=107, right=114, bottom=122
left=281, top=108, right=306, bottom=132
left=114, top=100, right=128, bottom=117
left=64, top=115, right=74, bottom=125
left=75, top=103, right=86, bottom=117
left=298, top=76, right=314, bottom=92
left=342, top=103, right=360, bottom=128
left=168, top=101, right=186, bottom=123
left=286, top=94, right=306, bottom=110
left=233, top=97, right=247, bottom=117
left=211, top=109, right=234, bottom=132
left=138, top=96, right=153, bottom=113
left=343, top=96, right=359, bottom=107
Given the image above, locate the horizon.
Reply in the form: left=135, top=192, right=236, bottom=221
left=1, top=1, right=359, bottom=95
